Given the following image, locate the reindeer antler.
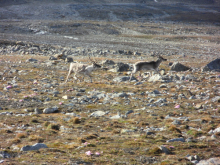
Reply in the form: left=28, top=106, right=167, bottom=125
left=89, top=53, right=96, bottom=64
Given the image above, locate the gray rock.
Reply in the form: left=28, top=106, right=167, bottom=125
left=146, top=132, right=154, bottom=135
left=21, top=143, right=48, bottom=151
left=159, top=146, right=171, bottom=155
left=172, top=120, right=181, bottom=125
left=109, top=62, right=129, bottom=72
left=154, top=98, right=167, bottom=104
left=148, top=74, right=162, bottom=82
left=34, top=108, right=42, bottom=114
left=43, top=107, right=58, bottom=114
left=111, top=92, right=128, bottom=98
left=134, top=82, right=143, bottom=85
left=211, top=96, right=220, bottom=102
left=49, top=56, right=57, bottom=60
left=125, top=110, right=134, bottom=115
left=43, top=83, right=52, bottom=88
left=26, top=58, right=38, bottom=63
left=113, top=76, right=137, bottom=82
left=101, top=59, right=115, bottom=66
left=159, top=84, right=168, bottom=88
left=65, top=57, right=73, bottom=63
left=0, top=151, right=11, bottom=158
left=167, top=138, right=185, bottom=142
left=197, top=157, right=220, bottom=165
left=170, top=62, right=190, bottom=72
left=202, top=58, right=220, bottom=71
left=110, top=112, right=121, bottom=119
left=90, top=111, right=106, bottom=117
left=185, top=74, right=197, bottom=81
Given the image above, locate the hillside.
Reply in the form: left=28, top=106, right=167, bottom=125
left=0, top=0, right=220, bottom=165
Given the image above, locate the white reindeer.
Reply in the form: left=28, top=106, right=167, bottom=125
left=129, top=55, right=167, bottom=81
left=65, top=57, right=101, bottom=83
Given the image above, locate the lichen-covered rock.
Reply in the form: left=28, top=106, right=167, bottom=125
left=202, top=58, right=220, bottom=72
left=21, top=143, right=48, bottom=151
left=170, top=62, right=190, bottom=72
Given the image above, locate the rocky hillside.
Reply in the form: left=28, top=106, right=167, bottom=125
left=0, top=0, right=220, bottom=164
left=1, top=0, right=220, bottom=23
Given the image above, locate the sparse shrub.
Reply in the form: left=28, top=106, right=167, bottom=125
left=31, top=119, right=39, bottom=123
left=187, top=130, right=203, bottom=138
left=78, top=137, right=86, bottom=143
left=85, top=133, right=98, bottom=140
left=71, top=117, right=81, bottom=124
left=11, top=138, right=21, bottom=144
left=148, top=146, right=162, bottom=155
left=16, top=133, right=26, bottom=139
left=44, top=121, right=50, bottom=127
left=169, top=125, right=181, bottom=133
left=87, top=143, right=96, bottom=147
left=29, top=135, right=44, bottom=142
left=47, top=124, right=60, bottom=131
left=112, top=129, right=120, bottom=134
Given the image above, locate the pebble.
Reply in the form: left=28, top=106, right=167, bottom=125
left=167, top=138, right=185, bottom=143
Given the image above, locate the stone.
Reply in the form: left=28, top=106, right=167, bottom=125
left=148, top=74, right=162, bottom=82
left=65, top=57, right=73, bottom=63
left=90, top=111, right=106, bottom=117
left=111, top=92, right=128, bottom=98
left=21, top=143, right=48, bottom=151
left=159, top=146, right=171, bottom=154
left=26, top=58, right=38, bottom=63
left=113, top=76, right=137, bottom=82
left=125, top=110, right=134, bottom=115
left=202, top=58, right=220, bottom=71
left=170, top=62, right=190, bottom=72
left=197, top=157, right=220, bottom=165
left=62, top=95, right=71, bottom=99
left=0, top=151, right=11, bottom=158
left=43, top=107, right=58, bottom=114
left=110, top=112, right=121, bottom=119
left=211, top=96, right=220, bottom=102
left=159, top=84, right=168, bottom=88
left=172, top=120, right=181, bottom=125
left=34, top=108, right=42, bottom=114
left=110, top=62, right=129, bottom=72
left=167, top=138, right=185, bottom=142
left=101, top=59, right=115, bottom=66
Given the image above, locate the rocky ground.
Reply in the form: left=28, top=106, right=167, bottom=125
left=0, top=0, right=220, bottom=165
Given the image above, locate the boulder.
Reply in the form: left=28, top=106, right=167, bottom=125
left=21, top=143, right=48, bottom=151
left=90, top=111, right=106, bottom=117
left=101, top=59, right=115, bottom=66
left=113, top=76, right=137, bottom=82
left=109, top=62, right=129, bottom=72
left=202, top=58, right=220, bottom=72
left=170, top=62, right=190, bottom=72
left=197, top=157, right=220, bottom=165
left=148, top=74, right=162, bottom=82
left=43, top=107, right=58, bottom=114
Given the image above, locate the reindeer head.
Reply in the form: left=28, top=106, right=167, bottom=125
left=89, top=56, right=101, bottom=69
left=158, top=55, right=167, bottom=61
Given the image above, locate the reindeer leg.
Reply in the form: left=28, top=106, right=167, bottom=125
left=129, top=73, right=133, bottom=81
left=65, top=70, right=72, bottom=83
left=86, top=73, right=92, bottom=83
left=74, top=73, right=80, bottom=82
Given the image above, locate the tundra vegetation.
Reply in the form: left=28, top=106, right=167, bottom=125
left=0, top=1, right=220, bottom=164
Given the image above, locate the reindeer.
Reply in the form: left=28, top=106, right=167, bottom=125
left=65, top=56, right=101, bottom=83
left=129, top=55, right=167, bottom=81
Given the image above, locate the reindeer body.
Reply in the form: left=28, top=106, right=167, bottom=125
left=129, top=56, right=167, bottom=81
left=65, top=62, right=101, bottom=83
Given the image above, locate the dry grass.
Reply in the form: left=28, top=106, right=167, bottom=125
left=0, top=22, right=220, bottom=164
